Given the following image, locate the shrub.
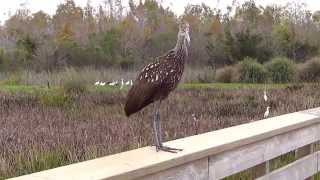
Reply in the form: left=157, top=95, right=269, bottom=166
left=62, top=78, right=88, bottom=95
left=1, top=73, right=22, bottom=86
left=118, top=58, right=134, bottom=70
left=266, top=57, right=295, bottom=83
left=238, top=57, right=268, bottom=83
left=196, top=71, right=215, bottom=83
left=0, top=48, right=10, bottom=70
left=38, top=91, right=72, bottom=107
left=60, top=67, right=88, bottom=95
left=215, top=66, right=238, bottom=83
left=298, top=57, right=320, bottom=82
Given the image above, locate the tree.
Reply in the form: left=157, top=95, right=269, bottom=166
left=312, top=11, right=320, bottom=23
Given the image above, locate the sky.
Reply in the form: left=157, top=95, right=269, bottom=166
left=0, top=0, right=319, bottom=24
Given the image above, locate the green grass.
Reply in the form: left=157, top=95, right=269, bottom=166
left=12, top=149, right=69, bottom=178
left=180, top=83, right=289, bottom=90
left=0, top=85, right=49, bottom=94
left=0, top=83, right=292, bottom=94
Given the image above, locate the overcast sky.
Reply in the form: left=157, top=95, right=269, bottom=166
left=0, top=0, right=319, bottom=24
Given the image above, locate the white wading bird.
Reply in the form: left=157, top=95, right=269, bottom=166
left=94, top=81, right=100, bottom=86
left=263, top=89, right=268, bottom=102
left=100, top=82, right=106, bottom=86
left=264, top=106, right=270, bottom=118
left=109, top=81, right=118, bottom=86
left=120, top=78, right=124, bottom=89
left=125, top=80, right=131, bottom=86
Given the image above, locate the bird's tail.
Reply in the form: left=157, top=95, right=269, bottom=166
left=124, top=85, right=140, bottom=117
left=124, top=83, right=153, bottom=117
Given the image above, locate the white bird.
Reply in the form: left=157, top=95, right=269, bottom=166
left=109, top=81, right=118, bottom=86
left=120, top=78, right=124, bottom=89
left=100, top=82, right=106, bottom=86
left=264, top=106, right=270, bottom=118
left=192, top=113, right=198, bottom=122
left=94, top=81, right=100, bottom=86
left=263, top=90, right=268, bottom=102
left=125, top=80, right=131, bottom=86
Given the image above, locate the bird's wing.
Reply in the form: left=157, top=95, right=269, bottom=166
left=124, top=53, right=174, bottom=116
left=124, top=74, right=160, bottom=116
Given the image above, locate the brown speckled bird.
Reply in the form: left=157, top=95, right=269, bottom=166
left=124, top=22, right=190, bottom=153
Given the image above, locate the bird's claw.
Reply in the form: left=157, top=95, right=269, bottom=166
left=156, top=145, right=183, bottom=153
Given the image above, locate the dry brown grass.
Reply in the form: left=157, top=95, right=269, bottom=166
left=1, top=84, right=320, bottom=179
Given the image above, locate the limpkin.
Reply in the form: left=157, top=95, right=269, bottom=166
left=124, top=22, right=190, bottom=153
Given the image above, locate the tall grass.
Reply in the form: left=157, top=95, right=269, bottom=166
left=1, top=83, right=320, bottom=178
left=0, top=67, right=217, bottom=87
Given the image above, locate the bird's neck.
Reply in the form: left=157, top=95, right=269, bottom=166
left=173, top=36, right=188, bottom=63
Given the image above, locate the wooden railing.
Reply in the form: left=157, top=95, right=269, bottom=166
left=10, top=107, right=320, bottom=180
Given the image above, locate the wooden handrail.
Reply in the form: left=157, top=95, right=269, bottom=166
left=10, top=107, right=320, bottom=180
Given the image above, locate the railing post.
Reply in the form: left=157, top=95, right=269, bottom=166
left=295, top=144, right=314, bottom=180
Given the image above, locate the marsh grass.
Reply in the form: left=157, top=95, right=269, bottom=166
left=1, top=83, right=320, bottom=179
left=0, top=67, right=217, bottom=87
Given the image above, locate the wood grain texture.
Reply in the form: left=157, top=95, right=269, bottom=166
left=209, top=123, right=320, bottom=179
left=257, top=152, right=319, bottom=180
left=140, top=158, right=208, bottom=180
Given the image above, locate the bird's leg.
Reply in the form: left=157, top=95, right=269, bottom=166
left=155, top=107, right=162, bottom=144
left=152, top=107, right=160, bottom=149
left=155, top=101, right=183, bottom=153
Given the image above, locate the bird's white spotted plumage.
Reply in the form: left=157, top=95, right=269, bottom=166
left=125, top=22, right=190, bottom=153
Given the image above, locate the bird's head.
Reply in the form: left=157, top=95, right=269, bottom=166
left=178, top=21, right=190, bottom=46
left=267, top=106, right=271, bottom=110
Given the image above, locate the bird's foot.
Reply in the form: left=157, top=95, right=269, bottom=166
left=156, top=145, right=183, bottom=153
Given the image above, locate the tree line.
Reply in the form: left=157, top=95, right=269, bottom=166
left=0, top=0, right=320, bottom=72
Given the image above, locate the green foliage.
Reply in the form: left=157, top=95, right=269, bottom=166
left=0, top=48, right=4, bottom=64
left=14, top=149, right=69, bottom=177
left=313, top=11, right=320, bottom=23
left=146, top=32, right=177, bottom=57
left=238, top=57, right=268, bottom=83
left=38, top=91, right=72, bottom=107
left=1, top=0, right=320, bottom=73
left=298, top=57, right=320, bottom=82
left=101, top=28, right=121, bottom=59
left=15, top=36, right=37, bottom=65
left=236, top=30, right=261, bottom=60
left=215, top=66, right=237, bottom=83
left=266, top=57, right=295, bottom=83
left=272, top=24, right=292, bottom=55
left=193, top=68, right=215, bottom=83
left=62, top=78, right=88, bottom=95
left=236, top=0, right=261, bottom=25
left=0, top=48, right=10, bottom=70
left=1, top=73, right=22, bottom=86
left=118, top=58, right=134, bottom=70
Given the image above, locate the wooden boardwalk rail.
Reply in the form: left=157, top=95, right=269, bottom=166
left=10, top=107, right=320, bottom=180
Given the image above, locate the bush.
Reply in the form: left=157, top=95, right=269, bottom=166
left=62, top=78, right=88, bottom=95
left=60, top=67, right=88, bottom=95
left=182, top=67, right=215, bottom=83
left=38, top=91, right=72, bottom=107
left=298, top=57, right=320, bottom=82
left=266, top=57, right=295, bottom=83
left=215, top=66, right=238, bottom=83
left=118, top=58, right=134, bottom=70
left=1, top=73, right=22, bottom=86
left=238, top=57, right=268, bottom=83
